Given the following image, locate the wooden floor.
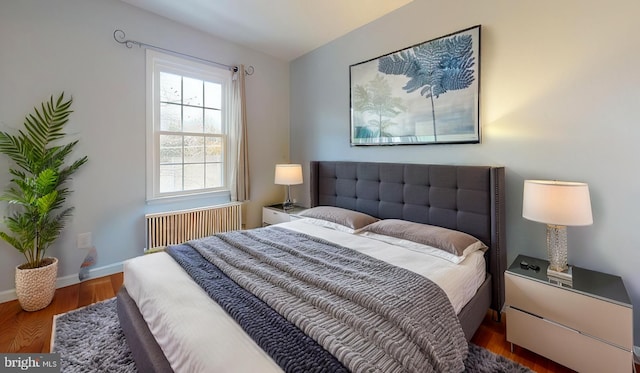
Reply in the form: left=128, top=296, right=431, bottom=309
left=0, top=272, right=636, bottom=372
left=0, top=272, right=123, bottom=354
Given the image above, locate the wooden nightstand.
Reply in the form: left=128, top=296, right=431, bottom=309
left=505, top=254, right=633, bottom=373
left=262, top=204, right=308, bottom=226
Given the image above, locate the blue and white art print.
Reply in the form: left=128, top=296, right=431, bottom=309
left=350, top=25, right=480, bottom=146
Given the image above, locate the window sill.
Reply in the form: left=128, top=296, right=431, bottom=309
left=146, top=190, right=231, bottom=205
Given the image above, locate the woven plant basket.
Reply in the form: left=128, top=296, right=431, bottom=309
left=15, top=257, right=58, bottom=312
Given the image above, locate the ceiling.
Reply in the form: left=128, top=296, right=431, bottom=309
left=120, top=0, right=414, bottom=61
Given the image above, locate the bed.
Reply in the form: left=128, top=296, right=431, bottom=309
left=117, top=161, right=506, bottom=373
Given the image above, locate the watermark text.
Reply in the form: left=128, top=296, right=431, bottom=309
left=1, top=354, right=59, bottom=372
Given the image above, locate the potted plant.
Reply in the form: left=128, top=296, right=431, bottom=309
left=0, top=93, right=87, bottom=311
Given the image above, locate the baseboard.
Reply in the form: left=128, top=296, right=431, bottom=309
left=0, top=261, right=124, bottom=304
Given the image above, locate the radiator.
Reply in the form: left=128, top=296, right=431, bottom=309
left=145, top=202, right=242, bottom=250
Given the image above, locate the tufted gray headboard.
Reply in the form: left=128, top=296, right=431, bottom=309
left=309, top=161, right=507, bottom=314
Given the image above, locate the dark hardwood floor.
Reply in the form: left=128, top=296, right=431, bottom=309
left=0, top=273, right=636, bottom=372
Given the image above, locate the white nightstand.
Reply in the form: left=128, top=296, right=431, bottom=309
left=505, top=254, right=633, bottom=373
left=262, top=204, right=308, bottom=226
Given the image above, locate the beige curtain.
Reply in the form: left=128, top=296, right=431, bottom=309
left=229, top=65, right=250, bottom=201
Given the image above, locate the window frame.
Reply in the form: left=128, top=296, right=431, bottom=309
left=146, top=50, right=232, bottom=202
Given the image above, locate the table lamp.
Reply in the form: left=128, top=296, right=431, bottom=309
left=274, top=164, right=303, bottom=210
left=522, top=180, right=593, bottom=284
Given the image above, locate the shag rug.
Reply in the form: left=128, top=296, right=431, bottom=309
left=52, top=298, right=532, bottom=373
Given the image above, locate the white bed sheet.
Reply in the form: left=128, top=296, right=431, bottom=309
left=124, top=251, right=282, bottom=373
left=123, top=220, right=486, bottom=373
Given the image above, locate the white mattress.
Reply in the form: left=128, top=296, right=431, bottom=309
left=123, top=220, right=486, bottom=373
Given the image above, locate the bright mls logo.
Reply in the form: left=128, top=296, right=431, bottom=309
left=1, top=354, right=59, bottom=372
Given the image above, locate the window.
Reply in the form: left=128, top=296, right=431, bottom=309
left=146, top=50, right=231, bottom=201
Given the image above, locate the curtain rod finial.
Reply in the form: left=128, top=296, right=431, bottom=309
left=113, top=29, right=134, bottom=48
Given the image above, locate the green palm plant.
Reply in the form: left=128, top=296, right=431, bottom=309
left=0, top=93, right=87, bottom=269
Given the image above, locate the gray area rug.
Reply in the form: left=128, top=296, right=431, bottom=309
left=52, top=298, right=136, bottom=372
left=52, top=298, right=533, bottom=373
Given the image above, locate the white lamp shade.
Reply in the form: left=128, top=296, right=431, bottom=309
left=274, top=164, right=303, bottom=185
left=523, top=180, right=593, bottom=226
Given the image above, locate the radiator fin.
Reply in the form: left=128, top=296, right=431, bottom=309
left=145, top=203, right=242, bottom=250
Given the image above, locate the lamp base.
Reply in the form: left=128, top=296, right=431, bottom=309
left=282, top=184, right=294, bottom=211
left=282, top=200, right=294, bottom=211
left=547, top=265, right=573, bottom=287
left=547, top=224, right=568, bottom=271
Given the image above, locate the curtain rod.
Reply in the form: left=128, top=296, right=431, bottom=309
left=113, top=29, right=254, bottom=76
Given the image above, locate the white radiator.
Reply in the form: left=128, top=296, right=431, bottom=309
left=145, top=202, right=242, bottom=250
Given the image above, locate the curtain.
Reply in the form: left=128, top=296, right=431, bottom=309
left=229, top=65, right=250, bottom=201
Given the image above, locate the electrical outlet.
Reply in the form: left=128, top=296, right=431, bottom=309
left=77, top=232, right=92, bottom=249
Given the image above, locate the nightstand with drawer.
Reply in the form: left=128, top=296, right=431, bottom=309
left=262, top=204, right=308, bottom=226
left=505, top=254, right=633, bottom=373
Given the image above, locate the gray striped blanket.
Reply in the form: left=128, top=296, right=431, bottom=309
left=188, top=227, right=468, bottom=372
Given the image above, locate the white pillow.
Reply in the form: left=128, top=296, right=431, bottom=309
left=359, top=231, right=469, bottom=264
left=298, top=217, right=361, bottom=234
left=358, top=219, right=487, bottom=264
left=298, top=206, right=378, bottom=233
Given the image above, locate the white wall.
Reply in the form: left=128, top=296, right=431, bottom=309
left=0, top=0, right=290, bottom=296
left=290, top=0, right=640, bottom=345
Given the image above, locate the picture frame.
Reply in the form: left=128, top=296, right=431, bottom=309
left=350, top=25, right=481, bottom=146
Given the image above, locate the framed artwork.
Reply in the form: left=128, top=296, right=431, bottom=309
left=350, top=25, right=480, bottom=146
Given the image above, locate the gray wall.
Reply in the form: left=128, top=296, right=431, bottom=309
left=290, top=0, right=640, bottom=345
left=0, top=0, right=290, bottom=298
